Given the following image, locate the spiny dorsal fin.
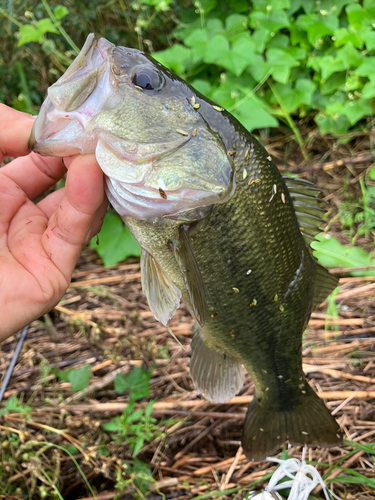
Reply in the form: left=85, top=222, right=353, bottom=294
left=284, top=177, right=326, bottom=246
left=169, top=225, right=207, bottom=327
left=141, top=249, right=181, bottom=326
left=312, top=262, right=339, bottom=310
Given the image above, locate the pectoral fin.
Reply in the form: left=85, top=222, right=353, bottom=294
left=169, top=225, right=207, bottom=326
left=190, top=332, right=245, bottom=403
left=141, top=249, right=181, bottom=326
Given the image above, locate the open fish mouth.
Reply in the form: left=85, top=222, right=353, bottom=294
left=29, top=34, right=235, bottom=220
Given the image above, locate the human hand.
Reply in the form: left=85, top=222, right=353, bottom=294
left=0, top=104, right=108, bottom=340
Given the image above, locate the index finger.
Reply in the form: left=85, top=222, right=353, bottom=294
left=0, top=104, right=36, bottom=162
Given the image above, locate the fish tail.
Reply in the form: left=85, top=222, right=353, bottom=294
left=242, top=383, right=342, bottom=461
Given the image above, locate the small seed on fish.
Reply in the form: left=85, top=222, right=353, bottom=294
left=227, top=150, right=236, bottom=156
left=302, top=431, right=309, bottom=435
left=193, top=103, right=201, bottom=109
left=249, top=299, right=257, bottom=307
left=267, top=155, right=272, bottom=161
left=262, top=369, right=267, bottom=374
left=274, top=294, right=278, bottom=302
left=248, top=177, right=255, bottom=186
left=112, top=64, right=120, bottom=75
left=212, top=105, right=224, bottom=112
left=301, top=390, right=306, bottom=394
left=255, top=178, right=261, bottom=184
left=259, top=428, right=264, bottom=432
left=229, top=330, right=235, bottom=338
left=245, top=149, right=250, bottom=161
left=192, top=128, right=197, bottom=136
left=190, top=96, right=195, bottom=105
left=242, top=169, right=247, bottom=180
left=281, top=192, right=286, bottom=203
left=246, top=269, right=252, bottom=275
left=268, top=184, right=277, bottom=202
left=299, top=383, right=304, bottom=389
left=176, top=128, right=189, bottom=136
left=279, top=304, right=285, bottom=312
left=232, top=287, right=240, bottom=293
left=134, top=85, right=144, bottom=91
left=277, top=375, right=283, bottom=379
left=159, top=187, right=167, bottom=199
left=284, top=379, right=291, bottom=384
left=265, top=387, right=269, bottom=391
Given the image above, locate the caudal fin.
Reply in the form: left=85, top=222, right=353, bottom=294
left=242, top=384, right=342, bottom=461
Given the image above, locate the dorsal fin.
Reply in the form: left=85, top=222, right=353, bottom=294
left=169, top=225, right=207, bottom=327
left=284, top=177, right=326, bottom=246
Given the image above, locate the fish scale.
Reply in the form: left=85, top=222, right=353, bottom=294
left=29, top=34, right=342, bottom=460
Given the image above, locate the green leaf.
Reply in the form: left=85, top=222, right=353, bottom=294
left=341, top=98, right=372, bottom=125
left=58, top=365, right=92, bottom=392
left=234, top=97, right=278, bottom=131
left=336, top=42, right=363, bottom=68
left=320, top=72, right=346, bottom=95
left=114, top=373, right=129, bottom=393
left=250, top=9, right=290, bottom=33
left=203, top=34, right=229, bottom=65
left=333, top=27, right=363, bottom=48
left=315, top=113, right=350, bottom=135
left=311, top=234, right=375, bottom=276
left=126, top=367, right=151, bottom=400
left=102, top=420, right=121, bottom=432
left=54, top=5, right=69, bottom=20
left=153, top=45, right=192, bottom=74
left=362, top=78, right=375, bottom=99
left=90, top=212, right=141, bottom=267
left=0, top=394, right=32, bottom=415
left=346, top=4, right=375, bottom=29
left=18, top=25, right=41, bottom=46
left=36, top=19, right=59, bottom=36
left=266, top=47, right=299, bottom=83
left=355, top=57, right=375, bottom=77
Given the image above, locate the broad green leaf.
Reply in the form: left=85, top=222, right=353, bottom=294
left=36, top=19, right=59, bottom=36
left=336, top=42, right=363, bottom=68
left=308, top=55, right=346, bottom=81
left=355, top=57, right=375, bottom=77
left=362, top=78, right=375, bottom=99
left=315, top=113, right=350, bottom=135
left=250, top=10, right=290, bottom=33
left=320, top=72, right=346, bottom=95
left=114, top=373, right=129, bottom=393
left=0, top=394, right=32, bottom=415
left=341, top=98, right=372, bottom=125
left=58, top=365, right=92, bottom=392
left=198, top=0, right=217, bottom=14
left=311, top=234, right=375, bottom=276
left=54, top=5, right=69, bottom=20
left=333, top=27, right=363, bottom=48
left=346, top=4, right=375, bottom=29
left=203, top=34, right=229, bottom=65
left=90, top=212, right=141, bottom=267
left=18, top=25, right=40, bottom=46
left=102, top=420, right=120, bottom=432
left=184, top=28, right=208, bottom=63
left=126, top=367, right=151, bottom=400
left=266, top=47, right=299, bottom=83
left=234, top=97, right=278, bottom=131
left=153, top=45, right=192, bottom=74
left=252, top=28, right=272, bottom=53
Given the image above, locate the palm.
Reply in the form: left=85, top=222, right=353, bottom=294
left=0, top=104, right=107, bottom=339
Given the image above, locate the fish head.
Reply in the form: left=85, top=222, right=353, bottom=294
left=30, top=34, right=235, bottom=219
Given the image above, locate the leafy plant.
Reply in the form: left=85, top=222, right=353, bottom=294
left=0, top=394, right=32, bottom=415
left=103, top=367, right=159, bottom=458
left=55, top=365, right=92, bottom=392
left=90, top=212, right=141, bottom=267
left=312, top=233, right=375, bottom=276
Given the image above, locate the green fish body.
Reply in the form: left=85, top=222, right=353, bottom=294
left=29, top=34, right=342, bottom=460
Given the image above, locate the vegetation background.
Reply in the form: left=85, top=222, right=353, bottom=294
left=1, top=0, right=375, bottom=499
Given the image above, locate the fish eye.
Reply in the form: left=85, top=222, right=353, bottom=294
left=132, top=68, right=163, bottom=91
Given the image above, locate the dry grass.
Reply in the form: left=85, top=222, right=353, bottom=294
left=1, top=131, right=375, bottom=499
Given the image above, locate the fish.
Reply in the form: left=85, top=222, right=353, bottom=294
left=29, top=33, right=343, bottom=460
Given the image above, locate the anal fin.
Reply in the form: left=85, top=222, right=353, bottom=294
left=190, top=332, right=244, bottom=403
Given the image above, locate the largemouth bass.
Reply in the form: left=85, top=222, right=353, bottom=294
left=29, top=34, right=342, bottom=460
